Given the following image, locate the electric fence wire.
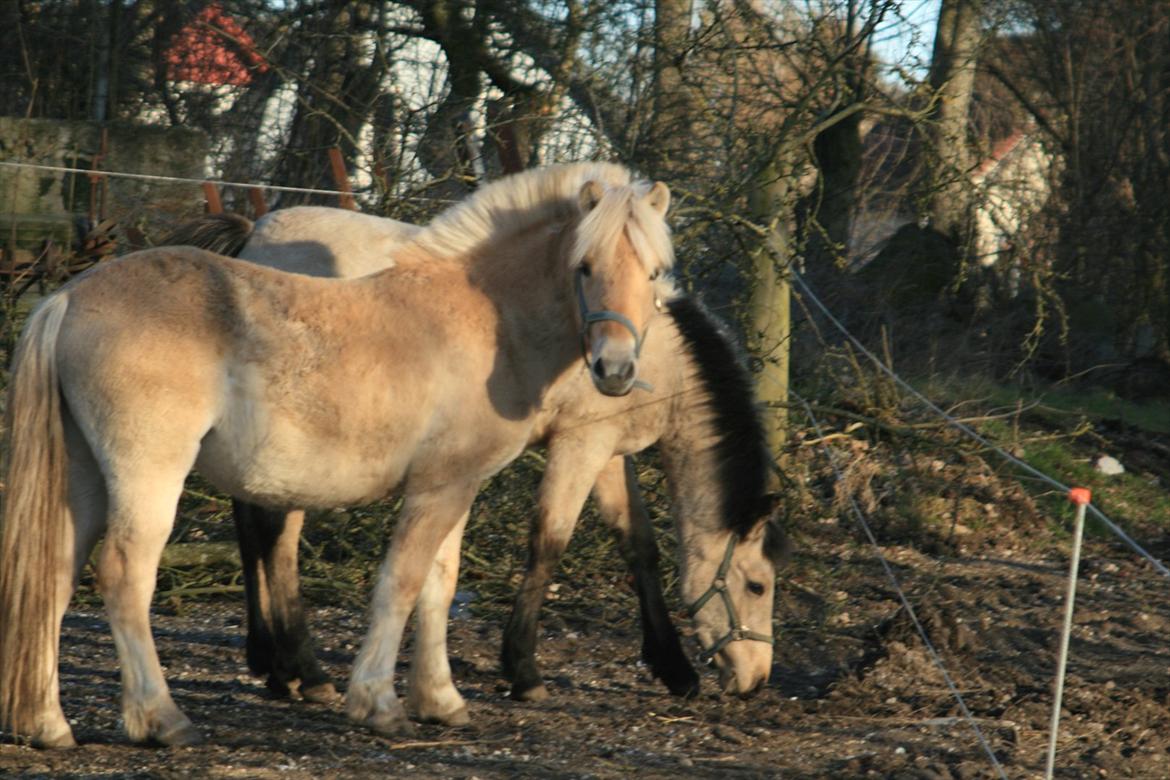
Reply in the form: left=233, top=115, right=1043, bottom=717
left=0, top=160, right=457, bottom=204
left=789, top=268, right=1170, bottom=579
left=793, top=390, right=1009, bottom=779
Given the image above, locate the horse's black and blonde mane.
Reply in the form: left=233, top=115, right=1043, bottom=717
left=666, top=297, right=777, bottom=544
left=409, top=162, right=674, bottom=272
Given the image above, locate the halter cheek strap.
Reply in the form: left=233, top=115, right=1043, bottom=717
left=685, top=532, right=775, bottom=665
left=574, top=268, right=654, bottom=392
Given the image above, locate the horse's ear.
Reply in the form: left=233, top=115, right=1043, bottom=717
left=645, top=181, right=671, bottom=216
left=755, top=491, right=783, bottom=523
left=747, top=514, right=791, bottom=567
left=763, top=520, right=791, bottom=566
left=579, top=180, right=605, bottom=214
left=751, top=492, right=791, bottom=566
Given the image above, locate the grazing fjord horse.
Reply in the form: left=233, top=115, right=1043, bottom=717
left=0, top=163, right=672, bottom=747
left=168, top=206, right=788, bottom=705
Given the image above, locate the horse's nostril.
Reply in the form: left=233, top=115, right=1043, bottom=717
left=619, top=361, right=635, bottom=381
left=592, top=357, right=607, bottom=379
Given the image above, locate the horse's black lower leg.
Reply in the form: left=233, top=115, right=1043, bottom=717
left=598, top=458, right=698, bottom=697
left=501, top=535, right=562, bottom=701
left=620, top=519, right=699, bottom=698
left=233, top=500, right=334, bottom=700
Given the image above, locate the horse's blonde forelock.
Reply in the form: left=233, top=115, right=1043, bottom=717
left=410, top=162, right=634, bottom=261
left=570, top=180, right=675, bottom=273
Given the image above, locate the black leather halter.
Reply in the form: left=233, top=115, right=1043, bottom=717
left=685, top=532, right=774, bottom=664
left=574, top=267, right=654, bottom=391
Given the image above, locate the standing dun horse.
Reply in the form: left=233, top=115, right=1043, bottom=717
left=167, top=206, right=787, bottom=706
left=0, top=163, right=674, bottom=747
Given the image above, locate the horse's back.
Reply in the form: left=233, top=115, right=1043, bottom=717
left=56, top=245, right=516, bottom=505
left=242, top=207, right=418, bottom=278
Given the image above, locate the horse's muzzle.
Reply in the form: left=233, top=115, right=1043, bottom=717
left=591, top=356, right=637, bottom=396
left=719, top=665, right=768, bottom=698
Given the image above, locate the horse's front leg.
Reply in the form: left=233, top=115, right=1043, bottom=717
left=501, top=437, right=615, bottom=701
left=592, top=456, right=699, bottom=697
left=232, top=501, right=337, bottom=703
left=406, top=510, right=470, bottom=725
left=346, top=482, right=478, bottom=737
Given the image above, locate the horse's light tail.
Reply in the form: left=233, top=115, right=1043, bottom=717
left=0, top=292, right=72, bottom=738
left=160, top=212, right=254, bottom=257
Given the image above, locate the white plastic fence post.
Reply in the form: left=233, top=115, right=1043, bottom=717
left=1045, top=486, right=1091, bottom=779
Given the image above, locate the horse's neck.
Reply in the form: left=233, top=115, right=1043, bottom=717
left=448, top=223, right=581, bottom=387
left=658, top=364, right=727, bottom=543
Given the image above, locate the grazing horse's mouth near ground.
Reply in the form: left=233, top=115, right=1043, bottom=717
left=716, top=663, right=768, bottom=698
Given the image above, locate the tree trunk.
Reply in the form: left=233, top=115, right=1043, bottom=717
left=748, top=155, right=792, bottom=457
left=487, top=94, right=563, bottom=177
left=926, top=0, right=983, bottom=241
left=270, top=1, right=387, bottom=202
left=650, top=0, right=698, bottom=176
left=415, top=0, right=491, bottom=196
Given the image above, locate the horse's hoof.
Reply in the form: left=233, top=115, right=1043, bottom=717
left=510, top=682, right=549, bottom=702
left=31, top=724, right=77, bottom=750
left=443, top=706, right=471, bottom=726
left=662, top=669, right=701, bottom=699
left=419, top=705, right=469, bottom=727
left=156, top=720, right=203, bottom=747
left=300, top=682, right=341, bottom=705
left=265, top=675, right=293, bottom=699
left=363, top=713, right=418, bottom=738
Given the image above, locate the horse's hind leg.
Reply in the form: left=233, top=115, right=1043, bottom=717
left=97, top=472, right=200, bottom=746
left=25, top=415, right=110, bottom=748
left=233, top=502, right=336, bottom=703
left=407, top=510, right=470, bottom=726
left=592, top=456, right=699, bottom=698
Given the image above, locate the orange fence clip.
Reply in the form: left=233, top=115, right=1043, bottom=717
left=1068, top=487, right=1092, bottom=506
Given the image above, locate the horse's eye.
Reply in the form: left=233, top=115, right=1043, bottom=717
left=747, top=581, right=766, bottom=596
left=650, top=269, right=660, bottom=281
left=580, top=263, right=592, bottom=277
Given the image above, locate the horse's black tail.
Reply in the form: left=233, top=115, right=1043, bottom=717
left=160, top=212, right=255, bottom=257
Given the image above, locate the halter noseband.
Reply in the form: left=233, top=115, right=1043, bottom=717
left=574, top=267, right=654, bottom=391
left=685, top=532, right=775, bottom=665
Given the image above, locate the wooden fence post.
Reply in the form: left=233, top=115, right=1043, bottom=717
left=328, top=147, right=357, bottom=210
left=87, top=127, right=110, bottom=224
left=247, top=187, right=269, bottom=217
left=201, top=182, right=224, bottom=214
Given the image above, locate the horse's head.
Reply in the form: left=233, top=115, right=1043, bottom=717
left=570, top=178, right=673, bottom=396
left=683, top=501, right=788, bottom=696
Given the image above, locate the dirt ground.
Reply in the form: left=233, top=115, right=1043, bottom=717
left=3, top=528, right=1170, bottom=779
left=4, top=421, right=1170, bottom=779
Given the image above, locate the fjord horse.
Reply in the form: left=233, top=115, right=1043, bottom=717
left=0, top=163, right=672, bottom=747
left=169, top=206, right=787, bottom=705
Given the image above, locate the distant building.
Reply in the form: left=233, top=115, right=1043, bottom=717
left=850, top=119, right=1054, bottom=280
left=970, top=127, right=1052, bottom=270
